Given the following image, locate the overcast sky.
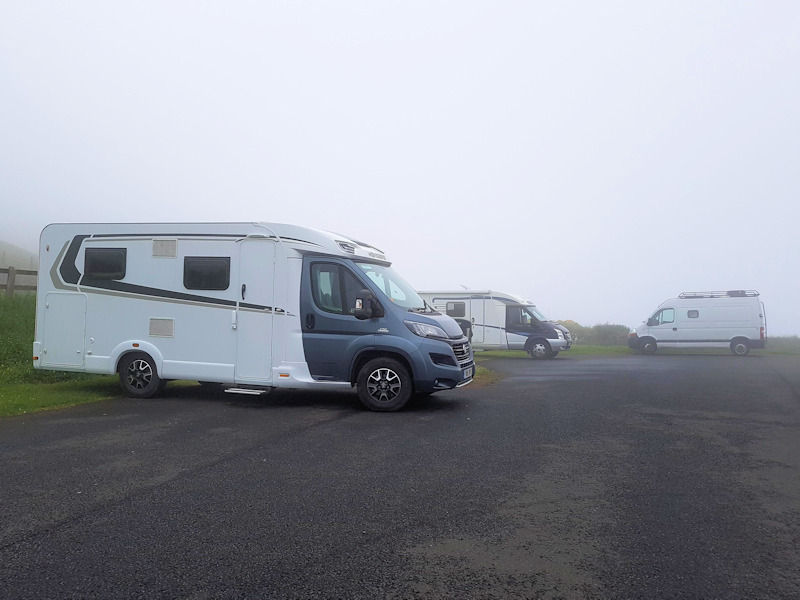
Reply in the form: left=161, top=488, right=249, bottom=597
left=1, top=1, right=798, bottom=334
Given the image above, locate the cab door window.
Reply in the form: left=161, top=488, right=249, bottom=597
left=310, top=263, right=363, bottom=315
left=654, top=308, right=675, bottom=325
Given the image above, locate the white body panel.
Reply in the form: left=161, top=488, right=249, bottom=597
left=632, top=292, right=766, bottom=351
left=33, top=222, right=388, bottom=389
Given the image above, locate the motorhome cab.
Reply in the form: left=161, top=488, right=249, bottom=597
left=33, top=223, right=474, bottom=411
left=418, top=290, right=572, bottom=359
left=628, top=290, right=767, bottom=356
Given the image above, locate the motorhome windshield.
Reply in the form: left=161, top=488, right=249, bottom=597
left=525, top=305, right=547, bottom=321
left=356, top=262, right=426, bottom=310
left=511, top=305, right=547, bottom=323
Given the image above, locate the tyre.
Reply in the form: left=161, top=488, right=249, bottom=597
left=548, top=351, right=559, bottom=359
left=528, top=340, right=551, bottom=359
left=356, top=357, right=413, bottom=412
left=730, top=339, right=750, bottom=356
left=641, top=339, right=657, bottom=355
left=119, top=352, right=162, bottom=398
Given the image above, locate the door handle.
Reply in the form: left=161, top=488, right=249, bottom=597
left=241, top=284, right=247, bottom=300
left=306, top=313, right=315, bottom=329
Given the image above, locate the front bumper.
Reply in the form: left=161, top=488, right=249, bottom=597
left=414, top=337, right=474, bottom=392
left=550, top=338, right=572, bottom=351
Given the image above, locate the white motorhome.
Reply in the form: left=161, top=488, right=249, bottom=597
left=418, top=290, right=572, bottom=358
left=628, top=290, right=767, bottom=356
left=33, top=223, right=474, bottom=411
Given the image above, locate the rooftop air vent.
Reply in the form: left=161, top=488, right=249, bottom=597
left=337, top=241, right=356, bottom=254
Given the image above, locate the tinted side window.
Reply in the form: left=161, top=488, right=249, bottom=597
left=184, top=257, right=230, bottom=290
left=687, top=309, right=700, bottom=318
left=311, top=263, right=364, bottom=315
left=446, top=301, right=466, bottom=318
left=85, top=248, right=127, bottom=280
left=311, top=263, right=343, bottom=313
left=506, top=306, right=523, bottom=328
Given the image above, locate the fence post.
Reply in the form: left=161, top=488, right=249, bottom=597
left=5, top=266, right=15, bottom=298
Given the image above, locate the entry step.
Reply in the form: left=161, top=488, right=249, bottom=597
left=224, top=387, right=270, bottom=396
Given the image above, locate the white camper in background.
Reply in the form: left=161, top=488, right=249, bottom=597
left=418, top=290, right=572, bottom=358
left=628, top=290, right=767, bottom=355
left=33, top=223, right=474, bottom=411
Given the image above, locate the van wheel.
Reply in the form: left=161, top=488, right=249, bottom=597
left=548, top=351, right=559, bottom=359
left=528, top=340, right=551, bottom=359
left=730, top=339, right=750, bottom=356
left=119, top=352, right=162, bottom=398
left=357, top=358, right=412, bottom=412
left=641, top=339, right=657, bottom=355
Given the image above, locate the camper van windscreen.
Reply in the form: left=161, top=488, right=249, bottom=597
left=356, top=262, right=426, bottom=311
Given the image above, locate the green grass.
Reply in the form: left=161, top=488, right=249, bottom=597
left=0, top=295, right=120, bottom=417
left=0, top=376, right=120, bottom=417
left=474, top=345, right=632, bottom=360
left=0, top=294, right=91, bottom=385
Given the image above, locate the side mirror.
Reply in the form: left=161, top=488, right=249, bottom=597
left=647, top=317, right=658, bottom=327
left=354, top=289, right=384, bottom=320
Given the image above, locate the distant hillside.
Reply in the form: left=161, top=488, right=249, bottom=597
left=0, top=241, right=38, bottom=270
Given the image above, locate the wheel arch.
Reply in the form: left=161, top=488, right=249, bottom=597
left=350, top=348, right=415, bottom=387
left=111, top=341, right=164, bottom=375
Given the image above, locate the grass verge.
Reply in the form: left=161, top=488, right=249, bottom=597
left=0, top=376, right=120, bottom=417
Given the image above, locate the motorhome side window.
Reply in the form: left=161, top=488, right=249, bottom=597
left=84, top=248, right=127, bottom=280
left=688, top=310, right=700, bottom=318
left=183, top=257, right=230, bottom=290
left=311, top=263, right=363, bottom=315
left=654, top=308, right=675, bottom=324
left=446, top=302, right=466, bottom=318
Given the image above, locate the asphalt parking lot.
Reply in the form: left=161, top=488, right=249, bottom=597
left=1, top=353, right=799, bottom=599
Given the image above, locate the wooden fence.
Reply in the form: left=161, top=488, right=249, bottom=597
left=1, top=267, right=38, bottom=297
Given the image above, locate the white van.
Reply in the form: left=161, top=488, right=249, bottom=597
left=628, top=290, right=767, bottom=356
left=418, top=290, right=572, bottom=358
left=33, top=223, right=474, bottom=411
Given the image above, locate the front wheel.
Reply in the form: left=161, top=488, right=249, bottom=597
left=528, top=340, right=551, bottom=359
left=356, top=357, right=413, bottom=412
left=119, top=352, right=162, bottom=398
left=730, top=339, right=750, bottom=356
left=641, top=339, right=657, bottom=355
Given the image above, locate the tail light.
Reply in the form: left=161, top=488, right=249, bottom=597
left=760, top=327, right=765, bottom=340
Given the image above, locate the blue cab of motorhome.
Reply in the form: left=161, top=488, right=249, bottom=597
left=299, top=256, right=474, bottom=408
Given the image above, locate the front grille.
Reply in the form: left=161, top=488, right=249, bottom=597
left=451, top=341, right=471, bottom=366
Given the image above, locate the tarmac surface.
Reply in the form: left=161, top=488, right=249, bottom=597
left=1, top=353, right=799, bottom=599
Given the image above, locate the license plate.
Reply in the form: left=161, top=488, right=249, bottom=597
left=463, top=366, right=473, bottom=380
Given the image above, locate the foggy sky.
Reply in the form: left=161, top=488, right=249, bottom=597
left=1, top=1, right=798, bottom=334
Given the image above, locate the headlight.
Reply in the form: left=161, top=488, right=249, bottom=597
left=405, top=321, right=448, bottom=339
left=556, top=329, right=564, bottom=339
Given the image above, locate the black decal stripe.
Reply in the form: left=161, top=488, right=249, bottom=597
left=60, top=235, right=89, bottom=284
left=80, top=278, right=238, bottom=307
left=80, top=279, right=290, bottom=314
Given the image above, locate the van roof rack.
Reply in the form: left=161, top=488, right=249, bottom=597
left=678, top=290, right=759, bottom=299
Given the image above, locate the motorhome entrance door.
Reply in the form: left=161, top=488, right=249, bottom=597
left=235, top=239, right=275, bottom=383
left=470, top=298, right=485, bottom=343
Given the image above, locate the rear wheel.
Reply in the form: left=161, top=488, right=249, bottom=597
left=528, top=340, right=551, bottom=359
left=641, top=339, right=657, bottom=355
left=356, top=357, right=413, bottom=412
left=119, top=352, right=162, bottom=398
left=730, top=339, right=750, bottom=356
